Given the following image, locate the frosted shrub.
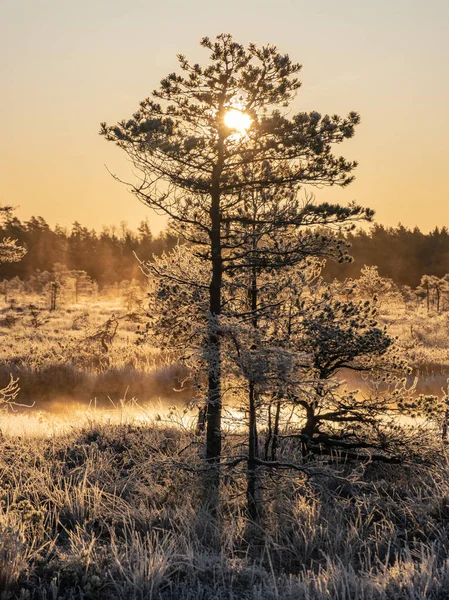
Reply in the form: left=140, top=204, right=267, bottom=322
left=0, top=513, right=27, bottom=593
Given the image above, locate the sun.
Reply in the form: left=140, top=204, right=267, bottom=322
left=224, top=108, right=252, bottom=134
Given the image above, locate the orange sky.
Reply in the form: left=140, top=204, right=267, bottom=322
left=1, top=0, right=448, bottom=234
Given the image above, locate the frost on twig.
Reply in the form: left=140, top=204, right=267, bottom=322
left=0, top=206, right=26, bottom=264
left=0, top=375, right=34, bottom=413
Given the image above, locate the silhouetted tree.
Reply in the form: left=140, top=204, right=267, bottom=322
left=70, top=270, right=95, bottom=303
left=101, top=33, right=366, bottom=494
left=0, top=206, right=26, bottom=265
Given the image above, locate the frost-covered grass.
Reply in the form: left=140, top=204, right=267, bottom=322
left=2, top=294, right=449, bottom=411
left=2, top=417, right=449, bottom=599
left=2, top=294, right=449, bottom=408
left=378, top=304, right=449, bottom=395
left=0, top=295, right=188, bottom=408
left=3, top=294, right=449, bottom=597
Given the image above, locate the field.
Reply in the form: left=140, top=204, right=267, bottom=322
left=0, top=294, right=189, bottom=412
left=2, top=293, right=449, bottom=599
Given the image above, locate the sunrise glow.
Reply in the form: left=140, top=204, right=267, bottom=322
left=2, top=15, right=448, bottom=594
left=224, top=108, right=252, bottom=134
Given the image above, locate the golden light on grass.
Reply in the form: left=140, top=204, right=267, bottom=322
left=224, top=108, right=252, bottom=134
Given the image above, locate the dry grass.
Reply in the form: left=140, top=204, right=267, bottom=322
left=384, top=306, right=449, bottom=376
left=1, top=416, right=449, bottom=599
left=0, top=295, right=189, bottom=409
left=3, top=294, right=449, bottom=598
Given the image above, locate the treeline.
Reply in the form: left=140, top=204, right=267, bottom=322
left=0, top=216, right=178, bottom=287
left=2, top=217, right=449, bottom=289
left=324, top=224, right=449, bottom=287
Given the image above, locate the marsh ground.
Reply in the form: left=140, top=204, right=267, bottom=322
left=2, top=294, right=449, bottom=599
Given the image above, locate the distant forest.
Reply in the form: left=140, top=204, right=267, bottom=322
left=0, top=216, right=178, bottom=286
left=1, top=215, right=449, bottom=288
left=324, top=224, right=449, bottom=287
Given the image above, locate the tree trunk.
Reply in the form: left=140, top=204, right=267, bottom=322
left=205, top=125, right=225, bottom=495
left=271, top=399, right=281, bottom=461
left=265, top=400, right=273, bottom=461
left=301, top=404, right=316, bottom=456
left=246, top=249, right=260, bottom=519
left=247, top=380, right=259, bottom=520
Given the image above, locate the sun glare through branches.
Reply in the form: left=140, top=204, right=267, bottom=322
left=224, top=108, right=252, bottom=135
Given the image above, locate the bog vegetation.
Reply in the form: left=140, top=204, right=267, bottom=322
left=2, top=35, right=449, bottom=599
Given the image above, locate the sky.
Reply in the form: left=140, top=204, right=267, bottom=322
left=1, top=0, right=448, bottom=235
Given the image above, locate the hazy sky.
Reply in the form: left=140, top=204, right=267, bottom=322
left=1, top=0, right=448, bottom=234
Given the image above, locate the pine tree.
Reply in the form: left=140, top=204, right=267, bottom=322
left=101, top=33, right=371, bottom=493
left=0, top=207, right=26, bottom=265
